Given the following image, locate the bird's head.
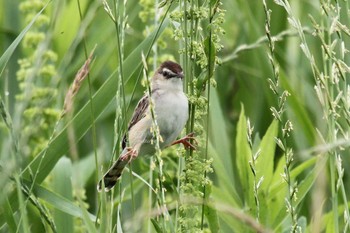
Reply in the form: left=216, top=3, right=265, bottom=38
left=152, top=61, right=184, bottom=91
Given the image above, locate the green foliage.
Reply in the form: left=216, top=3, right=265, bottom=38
left=1, top=0, right=350, bottom=232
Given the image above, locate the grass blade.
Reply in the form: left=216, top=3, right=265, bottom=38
left=0, top=1, right=50, bottom=78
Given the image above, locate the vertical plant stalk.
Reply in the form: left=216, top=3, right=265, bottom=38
left=148, top=0, right=160, bottom=231
left=247, top=118, right=262, bottom=221
left=274, top=0, right=350, bottom=231
left=201, top=0, right=215, bottom=228
left=76, top=0, right=99, bottom=184
left=113, top=0, right=136, bottom=216
left=141, top=55, right=172, bottom=232
left=102, top=0, right=131, bottom=229
left=13, top=3, right=61, bottom=228
left=15, top=175, right=30, bottom=233
left=175, top=1, right=188, bottom=231
left=262, top=0, right=298, bottom=232
left=74, top=5, right=104, bottom=232
left=102, top=2, right=174, bottom=231
left=0, top=97, right=19, bottom=162
left=310, top=1, right=350, bottom=230
left=173, top=0, right=224, bottom=231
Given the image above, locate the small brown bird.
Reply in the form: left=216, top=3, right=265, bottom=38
left=97, top=61, right=196, bottom=192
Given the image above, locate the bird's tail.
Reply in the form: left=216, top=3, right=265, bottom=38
left=97, top=149, right=129, bottom=192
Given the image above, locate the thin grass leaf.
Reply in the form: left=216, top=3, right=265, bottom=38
left=98, top=187, right=107, bottom=233
left=21, top=184, right=57, bottom=233
left=116, top=211, right=123, bottom=233
left=204, top=36, right=216, bottom=79
left=150, top=218, right=163, bottom=233
left=0, top=1, right=51, bottom=78
left=0, top=96, right=18, bottom=157
left=14, top=175, right=29, bottom=233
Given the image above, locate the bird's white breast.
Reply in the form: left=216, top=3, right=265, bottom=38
left=153, top=89, right=188, bottom=147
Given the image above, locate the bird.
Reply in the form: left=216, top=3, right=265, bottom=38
left=97, top=61, right=196, bottom=192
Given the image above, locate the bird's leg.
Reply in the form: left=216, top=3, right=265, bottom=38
left=120, top=147, right=138, bottom=162
left=170, top=132, right=197, bottom=150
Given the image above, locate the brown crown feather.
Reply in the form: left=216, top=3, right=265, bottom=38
left=158, top=61, right=183, bottom=74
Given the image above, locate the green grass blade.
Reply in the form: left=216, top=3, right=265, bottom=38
left=151, top=218, right=163, bottom=233
left=256, top=120, right=278, bottom=192
left=52, top=157, right=74, bottom=233
left=19, top=180, right=96, bottom=222
left=14, top=175, right=29, bottom=233
left=204, top=184, right=220, bottom=233
left=210, top=87, right=235, bottom=181
left=3, top=198, right=17, bottom=233
left=210, top=87, right=241, bottom=206
left=78, top=198, right=97, bottom=233
left=235, top=104, right=254, bottom=206
left=0, top=1, right=50, bottom=78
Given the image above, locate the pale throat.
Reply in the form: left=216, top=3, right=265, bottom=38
left=152, top=78, right=184, bottom=92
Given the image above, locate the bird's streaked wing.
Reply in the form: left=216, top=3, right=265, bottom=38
left=122, top=94, right=149, bottom=149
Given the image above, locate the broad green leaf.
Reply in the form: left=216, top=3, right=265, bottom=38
left=295, top=156, right=327, bottom=206
left=52, top=157, right=74, bottom=233
left=269, top=156, right=317, bottom=197
left=20, top=19, right=170, bottom=184
left=254, top=120, right=278, bottom=226
left=72, top=150, right=99, bottom=187
left=3, top=198, right=17, bottom=233
left=209, top=87, right=234, bottom=179
left=204, top=184, right=220, bottom=233
left=53, top=0, right=89, bottom=56
left=272, top=156, right=320, bottom=229
left=256, top=120, right=278, bottom=192
left=205, top=205, right=220, bottom=233
left=210, top=87, right=240, bottom=206
left=266, top=156, right=286, bottom=226
left=279, top=70, right=316, bottom=147
left=235, top=105, right=254, bottom=207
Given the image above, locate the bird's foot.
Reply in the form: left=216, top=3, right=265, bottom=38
left=120, top=147, right=138, bottom=162
left=171, top=132, right=197, bottom=150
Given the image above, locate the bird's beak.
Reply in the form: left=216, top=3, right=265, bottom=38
left=178, top=72, right=184, bottom=79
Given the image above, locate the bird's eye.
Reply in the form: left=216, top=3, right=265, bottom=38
left=161, top=68, right=178, bottom=79
left=162, top=70, right=169, bottom=77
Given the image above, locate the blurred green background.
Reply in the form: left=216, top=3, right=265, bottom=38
left=1, top=0, right=350, bottom=232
